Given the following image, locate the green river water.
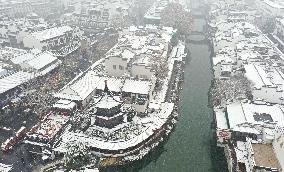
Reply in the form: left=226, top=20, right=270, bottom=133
left=138, top=20, right=228, bottom=172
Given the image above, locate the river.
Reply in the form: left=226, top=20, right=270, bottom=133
left=138, top=22, right=228, bottom=172
left=104, top=3, right=228, bottom=172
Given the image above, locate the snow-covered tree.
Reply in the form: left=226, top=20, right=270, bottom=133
left=255, top=16, right=276, bottom=34
left=149, top=55, right=169, bottom=89
left=160, top=3, right=193, bottom=37
left=64, top=141, right=91, bottom=170
left=170, top=32, right=179, bottom=47
left=210, top=74, right=252, bottom=106
left=110, top=14, right=133, bottom=29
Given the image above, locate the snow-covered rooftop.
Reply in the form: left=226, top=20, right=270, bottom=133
left=94, top=94, right=121, bottom=109
left=226, top=102, right=284, bottom=128
left=95, top=77, right=124, bottom=93
left=26, top=52, right=58, bottom=70
left=213, top=54, right=234, bottom=65
left=31, top=26, right=73, bottom=42
left=214, top=108, right=229, bottom=129
left=0, top=47, right=27, bottom=61
left=122, top=79, right=152, bottom=95
left=53, top=99, right=77, bottom=110
left=121, top=49, right=135, bottom=60
left=0, top=71, right=34, bottom=94
left=54, top=71, right=124, bottom=101
left=11, top=53, right=34, bottom=64
left=54, top=70, right=102, bottom=101
left=36, top=60, right=61, bottom=76
left=244, top=64, right=273, bottom=89
left=235, top=141, right=248, bottom=163
left=0, top=163, right=12, bottom=172
left=55, top=65, right=154, bottom=101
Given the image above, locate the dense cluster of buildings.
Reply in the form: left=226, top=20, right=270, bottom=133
left=0, top=0, right=64, bottom=18
left=0, top=8, right=86, bottom=107
left=0, top=0, right=187, bottom=171
left=0, top=14, right=83, bottom=54
left=209, top=0, right=284, bottom=171
left=0, top=47, right=61, bottom=105
left=0, top=0, right=155, bottom=170
left=23, top=25, right=82, bottom=52
left=0, top=24, right=84, bottom=120
left=61, top=0, right=135, bottom=31
left=14, top=24, right=187, bottom=168
left=0, top=14, right=49, bottom=47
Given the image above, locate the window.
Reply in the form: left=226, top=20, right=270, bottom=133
left=113, top=65, right=116, bottom=69
left=119, top=65, right=124, bottom=70
left=140, top=75, right=147, bottom=79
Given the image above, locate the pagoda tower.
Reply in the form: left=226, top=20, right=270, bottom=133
left=90, top=80, right=133, bottom=128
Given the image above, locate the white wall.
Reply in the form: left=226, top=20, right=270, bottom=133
left=17, top=30, right=29, bottom=44
left=0, top=26, right=8, bottom=39
left=23, top=35, right=44, bottom=50
left=273, top=127, right=284, bottom=169
left=129, top=102, right=148, bottom=113
left=245, top=140, right=256, bottom=172
left=105, top=56, right=128, bottom=77
left=213, top=63, right=222, bottom=78
left=20, top=62, right=33, bottom=71
left=0, top=68, right=7, bottom=77
left=82, top=89, right=96, bottom=107
left=8, top=24, right=17, bottom=33
left=131, top=64, right=154, bottom=79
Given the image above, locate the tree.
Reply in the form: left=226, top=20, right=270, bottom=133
left=132, top=0, right=155, bottom=25
left=170, top=32, right=179, bottom=47
left=210, top=74, right=252, bottom=107
left=255, top=16, right=276, bottom=34
left=64, top=141, right=91, bottom=170
left=160, top=3, right=193, bottom=37
left=110, top=14, right=133, bottom=29
left=149, top=55, right=169, bottom=89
